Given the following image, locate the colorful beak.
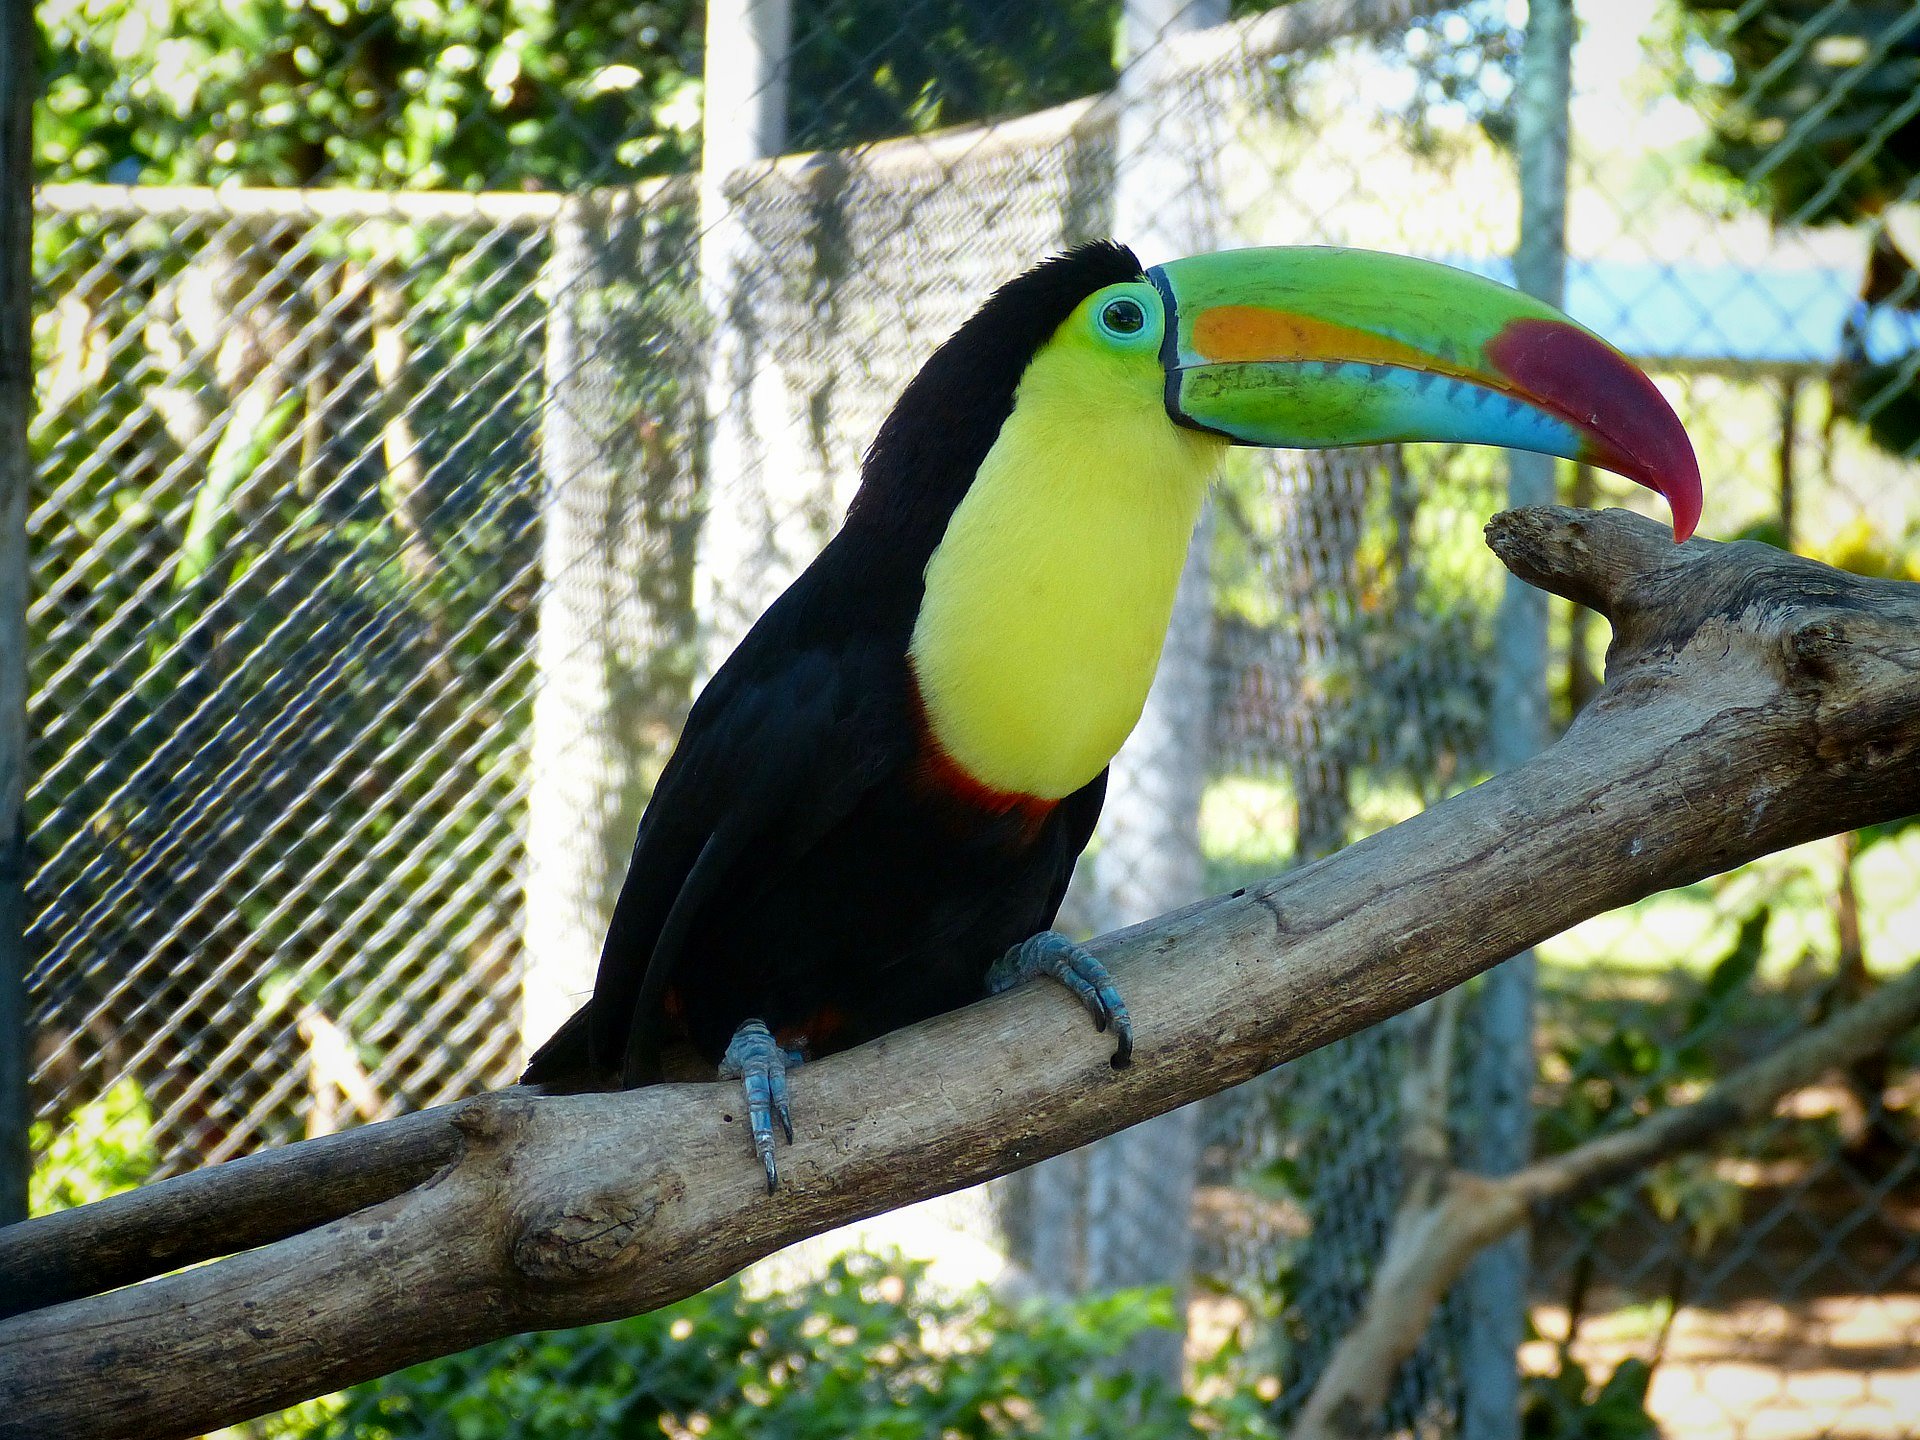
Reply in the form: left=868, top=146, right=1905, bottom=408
left=1149, top=246, right=1702, bottom=541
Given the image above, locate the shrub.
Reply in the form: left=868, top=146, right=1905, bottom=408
left=271, top=1251, right=1276, bottom=1440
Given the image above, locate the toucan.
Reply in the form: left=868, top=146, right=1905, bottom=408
left=523, top=241, right=1701, bottom=1189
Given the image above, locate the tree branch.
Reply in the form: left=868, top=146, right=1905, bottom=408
left=1287, top=950, right=1920, bottom=1440
left=4, top=507, right=1920, bottom=1440
left=1, top=1102, right=463, bottom=1318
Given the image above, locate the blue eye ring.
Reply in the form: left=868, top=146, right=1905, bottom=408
left=1087, top=283, right=1162, bottom=348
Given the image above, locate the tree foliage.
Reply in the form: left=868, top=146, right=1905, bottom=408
left=38, top=0, right=705, bottom=187
left=269, top=1253, right=1275, bottom=1439
left=1672, top=0, right=1920, bottom=228
left=786, top=0, right=1118, bottom=151
left=1673, top=1, right=1920, bottom=460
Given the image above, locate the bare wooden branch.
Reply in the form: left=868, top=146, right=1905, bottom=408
left=4, top=506, right=1920, bottom=1440
left=1, top=1104, right=464, bottom=1318
left=1288, top=951, right=1920, bottom=1440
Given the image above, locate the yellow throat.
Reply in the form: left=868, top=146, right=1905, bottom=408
left=908, top=306, right=1227, bottom=800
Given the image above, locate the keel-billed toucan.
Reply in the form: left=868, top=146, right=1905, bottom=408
left=523, top=241, right=1700, bottom=1189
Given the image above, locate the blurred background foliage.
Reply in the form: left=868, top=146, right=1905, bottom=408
left=38, top=0, right=707, bottom=187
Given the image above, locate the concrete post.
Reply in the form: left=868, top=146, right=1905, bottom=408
left=693, top=0, right=807, bottom=668
left=521, top=196, right=702, bottom=1057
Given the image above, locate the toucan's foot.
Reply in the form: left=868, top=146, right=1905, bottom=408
left=719, top=1019, right=801, bottom=1193
left=988, top=930, right=1133, bottom=1068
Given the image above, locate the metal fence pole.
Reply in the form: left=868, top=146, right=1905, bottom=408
left=1462, top=1, right=1573, bottom=1434
left=0, top=0, right=34, bottom=1225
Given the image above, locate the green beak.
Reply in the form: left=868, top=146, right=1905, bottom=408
left=1148, top=246, right=1702, bottom=540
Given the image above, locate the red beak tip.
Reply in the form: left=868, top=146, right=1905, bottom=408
left=1665, top=465, right=1703, bottom=544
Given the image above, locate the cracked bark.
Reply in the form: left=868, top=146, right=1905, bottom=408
left=4, top=506, right=1920, bottom=1440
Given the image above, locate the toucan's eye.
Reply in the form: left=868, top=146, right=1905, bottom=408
left=1099, top=297, right=1147, bottom=337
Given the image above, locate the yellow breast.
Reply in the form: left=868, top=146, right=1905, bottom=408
left=907, top=342, right=1226, bottom=800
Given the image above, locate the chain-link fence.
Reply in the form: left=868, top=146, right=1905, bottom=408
left=31, top=186, right=566, bottom=1173
left=14, top=0, right=1920, bottom=1437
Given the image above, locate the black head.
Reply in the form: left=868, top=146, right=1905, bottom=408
left=841, top=241, right=1146, bottom=551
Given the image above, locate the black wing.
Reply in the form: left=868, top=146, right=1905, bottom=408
left=1044, top=768, right=1107, bottom=920
left=583, top=620, right=912, bottom=1085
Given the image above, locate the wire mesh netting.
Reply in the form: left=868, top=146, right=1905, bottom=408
left=30, top=191, right=564, bottom=1169
left=17, top=0, right=1920, bottom=1436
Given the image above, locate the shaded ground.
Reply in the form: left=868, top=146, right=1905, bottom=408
left=1529, top=1130, right=1920, bottom=1440
left=1526, top=1296, right=1920, bottom=1440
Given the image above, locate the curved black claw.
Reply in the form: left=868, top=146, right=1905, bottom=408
left=987, top=931, right=1133, bottom=1068
left=719, top=1019, right=799, bottom=1192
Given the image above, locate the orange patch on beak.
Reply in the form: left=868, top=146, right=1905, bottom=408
left=1191, top=306, right=1444, bottom=373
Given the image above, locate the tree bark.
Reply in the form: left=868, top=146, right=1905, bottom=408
left=4, top=506, right=1920, bottom=1440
